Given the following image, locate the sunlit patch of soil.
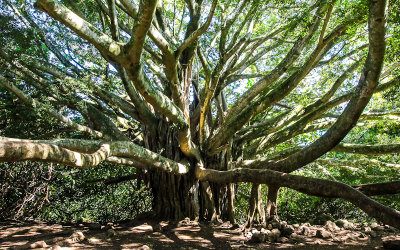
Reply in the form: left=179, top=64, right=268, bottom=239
left=0, top=220, right=399, bottom=249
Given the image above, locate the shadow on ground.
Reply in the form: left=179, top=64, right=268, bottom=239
left=1, top=220, right=399, bottom=249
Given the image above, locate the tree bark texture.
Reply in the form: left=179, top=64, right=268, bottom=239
left=244, top=183, right=265, bottom=228
left=265, top=185, right=280, bottom=221
left=1, top=0, right=399, bottom=229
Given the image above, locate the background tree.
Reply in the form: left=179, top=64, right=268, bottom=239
left=0, top=0, right=399, bottom=228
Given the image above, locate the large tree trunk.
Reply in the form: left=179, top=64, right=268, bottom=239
left=149, top=170, right=199, bottom=220
left=143, top=122, right=233, bottom=221
left=148, top=170, right=235, bottom=221
left=142, top=122, right=196, bottom=220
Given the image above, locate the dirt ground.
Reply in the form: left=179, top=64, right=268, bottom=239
left=1, top=220, right=399, bottom=249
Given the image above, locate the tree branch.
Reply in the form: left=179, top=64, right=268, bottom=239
left=195, top=165, right=400, bottom=229
left=124, top=0, right=157, bottom=64
left=0, top=75, right=105, bottom=139
left=107, top=0, right=120, bottom=41
left=35, top=0, right=123, bottom=59
left=224, top=3, right=328, bottom=123
left=0, top=137, right=190, bottom=174
left=266, top=0, right=387, bottom=173
left=316, top=157, right=400, bottom=170
left=318, top=1, right=335, bottom=46
left=333, top=143, right=400, bottom=155
left=353, top=181, right=400, bottom=196
left=0, top=140, right=111, bottom=168
left=176, top=0, right=218, bottom=59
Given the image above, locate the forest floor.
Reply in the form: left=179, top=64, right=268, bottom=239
left=1, top=219, right=399, bottom=249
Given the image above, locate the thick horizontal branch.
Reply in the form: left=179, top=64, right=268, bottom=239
left=353, top=181, right=400, bottom=196
left=196, top=165, right=400, bottom=229
left=333, top=143, right=400, bottom=155
left=105, top=156, right=148, bottom=168
left=317, top=157, right=400, bottom=170
left=0, top=141, right=110, bottom=168
left=0, top=137, right=189, bottom=175
left=325, top=109, right=400, bottom=120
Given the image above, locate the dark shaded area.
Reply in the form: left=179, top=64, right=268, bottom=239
left=0, top=161, right=151, bottom=223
